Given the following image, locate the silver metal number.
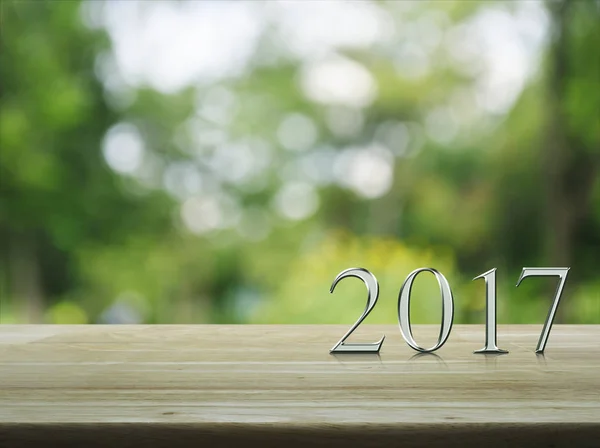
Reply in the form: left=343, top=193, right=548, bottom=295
left=329, top=267, right=385, bottom=353
left=473, top=268, right=508, bottom=354
left=397, top=268, right=454, bottom=353
left=516, top=267, right=570, bottom=353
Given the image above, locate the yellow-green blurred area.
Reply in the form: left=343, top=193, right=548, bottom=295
left=1, top=0, right=599, bottom=326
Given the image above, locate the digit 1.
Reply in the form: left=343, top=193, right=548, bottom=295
left=473, top=268, right=508, bottom=354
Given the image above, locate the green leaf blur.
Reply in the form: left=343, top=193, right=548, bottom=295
left=0, top=0, right=598, bottom=326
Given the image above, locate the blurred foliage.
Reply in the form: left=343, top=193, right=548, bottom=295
left=0, top=0, right=598, bottom=326
left=253, top=230, right=460, bottom=324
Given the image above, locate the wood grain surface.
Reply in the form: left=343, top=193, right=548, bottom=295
left=0, top=324, right=599, bottom=447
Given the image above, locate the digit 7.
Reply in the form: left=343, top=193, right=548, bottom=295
left=516, top=267, right=570, bottom=353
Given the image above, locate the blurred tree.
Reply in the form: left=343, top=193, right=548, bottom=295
left=480, top=0, right=600, bottom=321
left=542, top=0, right=599, bottom=275
left=0, top=1, right=173, bottom=322
left=0, top=0, right=597, bottom=325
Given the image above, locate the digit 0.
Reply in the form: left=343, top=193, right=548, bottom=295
left=397, top=268, right=454, bottom=353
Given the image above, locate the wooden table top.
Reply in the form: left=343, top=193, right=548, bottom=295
left=0, top=324, right=599, bottom=447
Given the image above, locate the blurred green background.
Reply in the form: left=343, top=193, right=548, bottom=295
left=1, top=0, right=598, bottom=326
